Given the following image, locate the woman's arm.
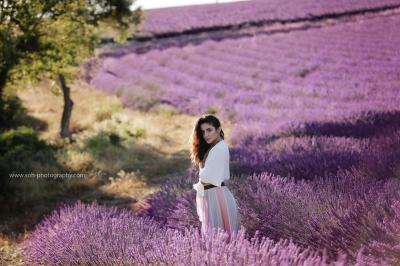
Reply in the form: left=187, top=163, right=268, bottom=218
left=199, top=149, right=211, bottom=185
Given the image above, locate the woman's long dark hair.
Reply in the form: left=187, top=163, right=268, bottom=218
left=190, top=114, right=225, bottom=167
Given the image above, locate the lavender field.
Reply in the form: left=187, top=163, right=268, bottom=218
left=23, top=1, right=400, bottom=265
left=91, top=11, right=400, bottom=142
left=139, top=0, right=400, bottom=35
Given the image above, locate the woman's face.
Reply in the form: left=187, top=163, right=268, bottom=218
left=200, top=123, right=221, bottom=144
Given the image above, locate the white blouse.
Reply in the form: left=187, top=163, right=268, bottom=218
left=193, top=139, right=230, bottom=197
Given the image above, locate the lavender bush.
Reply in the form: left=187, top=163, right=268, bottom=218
left=135, top=166, right=199, bottom=226
left=367, top=199, right=400, bottom=263
left=22, top=201, right=390, bottom=265
left=21, top=201, right=167, bottom=265
left=234, top=169, right=400, bottom=260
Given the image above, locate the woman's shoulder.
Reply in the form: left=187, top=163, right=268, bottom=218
left=211, top=140, right=229, bottom=155
left=219, top=139, right=229, bottom=150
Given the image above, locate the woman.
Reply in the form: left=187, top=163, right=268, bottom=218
left=190, top=114, right=240, bottom=240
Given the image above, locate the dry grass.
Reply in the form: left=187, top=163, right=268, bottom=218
left=18, top=79, right=235, bottom=149
left=0, top=236, right=25, bottom=265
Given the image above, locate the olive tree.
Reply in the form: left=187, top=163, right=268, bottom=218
left=0, top=0, right=142, bottom=139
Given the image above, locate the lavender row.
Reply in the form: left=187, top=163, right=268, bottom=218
left=140, top=0, right=400, bottom=35
left=21, top=200, right=389, bottom=265
left=230, top=110, right=400, bottom=179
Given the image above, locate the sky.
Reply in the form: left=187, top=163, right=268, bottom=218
left=132, top=0, right=251, bottom=10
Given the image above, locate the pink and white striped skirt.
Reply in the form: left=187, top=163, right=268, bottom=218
left=196, top=185, right=240, bottom=239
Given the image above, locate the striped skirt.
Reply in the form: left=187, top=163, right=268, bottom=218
left=196, top=185, right=240, bottom=240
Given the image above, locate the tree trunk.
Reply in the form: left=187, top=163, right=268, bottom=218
left=58, top=73, right=74, bottom=142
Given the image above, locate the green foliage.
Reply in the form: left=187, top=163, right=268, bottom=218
left=0, top=126, right=58, bottom=171
left=94, top=100, right=123, bottom=122
left=11, top=13, right=98, bottom=83
left=205, top=105, right=219, bottom=115
left=80, top=131, right=126, bottom=172
left=130, top=127, right=145, bottom=139
left=0, top=28, right=17, bottom=80
left=0, top=126, right=45, bottom=153
left=0, top=93, right=26, bottom=130
left=83, top=131, right=122, bottom=153
left=150, top=104, right=179, bottom=117
left=108, top=132, right=121, bottom=146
